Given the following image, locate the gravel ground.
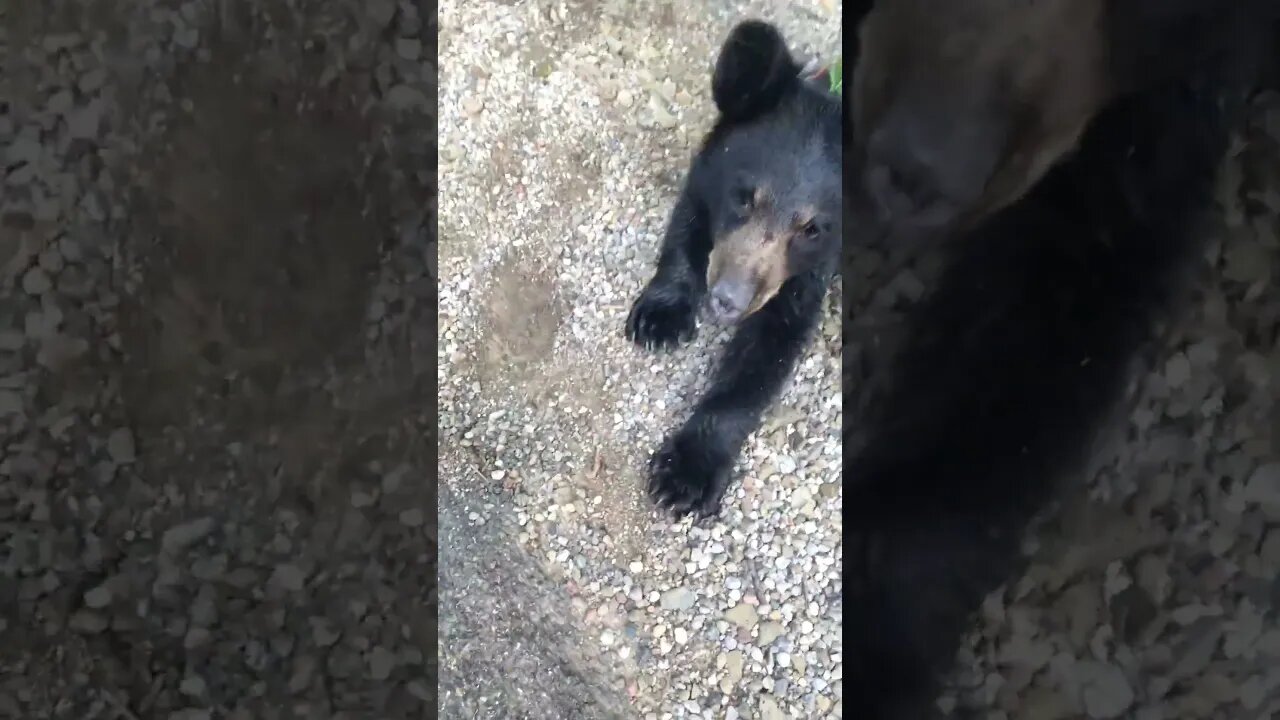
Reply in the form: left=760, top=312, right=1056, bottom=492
left=983, top=96, right=1280, bottom=720
left=437, top=1, right=842, bottom=719
left=845, top=93, right=1280, bottom=719
left=1, top=2, right=435, bottom=718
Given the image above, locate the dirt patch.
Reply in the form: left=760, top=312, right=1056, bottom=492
left=558, top=444, right=649, bottom=563
left=478, top=248, right=565, bottom=386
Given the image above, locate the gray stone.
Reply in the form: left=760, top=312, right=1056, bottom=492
left=268, top=564, right=306, bottom=592
left=106, top=428, right=136, bottom=463
left=162, top=517, right=214, bottom=555
left=660, top=587, right=695, bottom=611
left=724, top=603, right=758, bottom=629
left=1077, top=662, right=1135, bottom=719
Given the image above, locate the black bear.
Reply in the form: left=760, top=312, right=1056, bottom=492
left=625, top=20, right=841, bottom=518
left=846, top=0, right=1278, bottom=243
left=841, top=1, right=1278, bottom=718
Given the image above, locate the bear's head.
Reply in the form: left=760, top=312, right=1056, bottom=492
left=695, top=20, right=841, bottom=324
left=846, top=0, right=1276, bottom=243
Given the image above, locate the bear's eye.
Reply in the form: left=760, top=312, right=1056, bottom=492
left=800, top=221, right=821, bottom=241
left=735, top=188, right=755, bottom=210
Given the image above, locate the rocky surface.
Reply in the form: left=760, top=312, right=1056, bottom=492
left=1, top=1, right=435, bottom=717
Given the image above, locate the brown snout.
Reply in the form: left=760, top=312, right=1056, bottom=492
left=705, top=219, right=792, bottom=324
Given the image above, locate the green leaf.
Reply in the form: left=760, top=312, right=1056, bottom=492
left=828, top=56, right=842, bottom=96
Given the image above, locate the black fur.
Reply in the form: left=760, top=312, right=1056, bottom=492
left=626, top=20, right=841, bottom=518
left=841, top=14, right=1271, bottom=720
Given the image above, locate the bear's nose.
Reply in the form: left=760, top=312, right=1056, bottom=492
left=707, top=281, right=752, bottom=324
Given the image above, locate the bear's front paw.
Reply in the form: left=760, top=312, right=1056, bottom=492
left=647, top=428, right=733, bottom=518
left=625, top=281, right=698, bottom=350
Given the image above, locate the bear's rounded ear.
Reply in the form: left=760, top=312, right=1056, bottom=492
left=712, top=20, right=801, bottom=121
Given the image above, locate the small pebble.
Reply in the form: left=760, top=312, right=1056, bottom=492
left=107, top=428, right=136, bottom=463
left=21, top=268, right=52, bottom=296
left=83, top=585, right=113, bottom=609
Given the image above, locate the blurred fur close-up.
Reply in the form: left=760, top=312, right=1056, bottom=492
left=843, top=1, right=1280, bottom=718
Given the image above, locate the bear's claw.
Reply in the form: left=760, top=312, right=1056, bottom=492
left=625, top=284, right=698, bottom=350
left=646, top=428, right=732, bottom=519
